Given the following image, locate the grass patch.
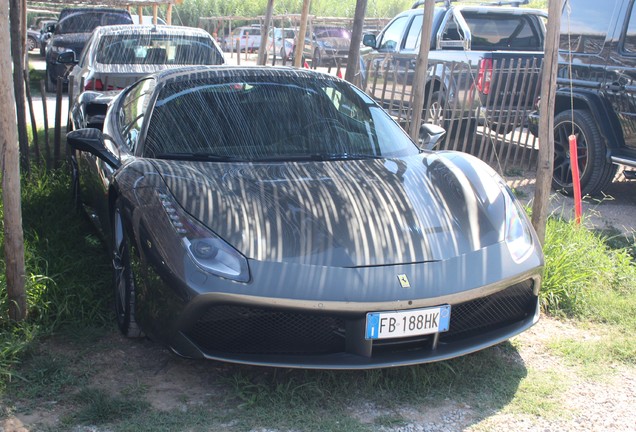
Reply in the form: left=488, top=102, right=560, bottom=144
left=541, top=216, right=636, bottom=321
left=63, top=387, right=151, bottom=426
left=504, top=369, right=569, bottom=418
left=548, top=330, right=636, bottom=374
left=0, top=165, right=112, bottom=387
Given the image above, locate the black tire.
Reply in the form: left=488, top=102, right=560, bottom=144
left=112, top=204, right=144, bottom=338
left=552, top=109, right=617, bottom=196
left=313, top=48, right=321, bottom=68
left=26, top=36, right=37, bottom=52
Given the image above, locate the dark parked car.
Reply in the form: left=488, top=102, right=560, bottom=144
left=45, top=8, right=132, bottom=91
left=528, top=0, right=636, bottom=195
left=67, top=66, right=543, bottom=369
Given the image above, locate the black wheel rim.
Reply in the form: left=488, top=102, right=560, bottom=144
left=553, top=119, right=589, bottom=188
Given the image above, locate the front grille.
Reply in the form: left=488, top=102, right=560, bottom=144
left=441, top=279, right=536, bottom=342
left=184, top=279, right=536, bottom=357
left=185, top=306, right=346, bottom=355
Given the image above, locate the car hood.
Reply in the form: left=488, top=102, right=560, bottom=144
left=319, top=37, right=350, bottom=49
left=150, top=154, right=505, bottom=267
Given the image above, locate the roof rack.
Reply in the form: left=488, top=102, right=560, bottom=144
left=411, top=0, right=452, bottom=9
left=479, top=0, right=529, bottom=6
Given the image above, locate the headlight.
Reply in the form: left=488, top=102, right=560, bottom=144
left=501, top=185, right=534, bottom=263
left=158, top=191, right=250, bottom=283
left=50, top=45, right=68, bottom=54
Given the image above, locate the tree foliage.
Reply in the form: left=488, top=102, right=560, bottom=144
left=169, top=0, right=412, bottom=26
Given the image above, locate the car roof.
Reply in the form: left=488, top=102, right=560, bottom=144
left=92, top=24, right=211, bottom=38
left=151, top=65, right=338, bottom=85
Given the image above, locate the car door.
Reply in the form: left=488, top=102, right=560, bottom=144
left=604, top=0, right=636, bottom=151
left=78, top=79, right=155, bottom=233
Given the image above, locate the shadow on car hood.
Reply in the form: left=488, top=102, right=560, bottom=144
left=152, top=154, right=505, bottom=267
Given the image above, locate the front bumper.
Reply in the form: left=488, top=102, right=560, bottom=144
left=142, top=238, right=543, bottom=369
left=172, top=276, right=540, bottom=369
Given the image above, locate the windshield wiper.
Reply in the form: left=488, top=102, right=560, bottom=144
left=154, top=152, right=247, bottom=162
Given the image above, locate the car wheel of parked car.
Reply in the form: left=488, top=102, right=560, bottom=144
left=552, top=109, right=617, bottom=196
left=112, top=204, right=144, bottom=338
left=313, top=48, right=322, bottom=67
left=26, top=36, right=37, bottom=52
left=425, top=90, right=476, bottom=150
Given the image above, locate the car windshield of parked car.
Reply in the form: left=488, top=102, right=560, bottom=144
left=56, top=13, right=131, bottom=34
left=144, top=75, right=419, bottom=161
left=95, top=34, right=223, bottom=65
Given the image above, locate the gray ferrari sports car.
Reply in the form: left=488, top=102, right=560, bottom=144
left=67, top=66, right=543, bottom=369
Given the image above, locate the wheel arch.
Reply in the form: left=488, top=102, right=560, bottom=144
left=553, top=89, right=624, bottom=152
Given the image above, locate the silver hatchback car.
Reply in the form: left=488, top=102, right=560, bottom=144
left=61, top=24, right=225, bottom=99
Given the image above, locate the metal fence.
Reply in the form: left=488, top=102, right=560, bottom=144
left=361, top=55, right=543, bottom=176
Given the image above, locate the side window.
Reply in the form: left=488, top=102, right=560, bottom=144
left=404, top=15, right=423, bottom=50
left=118, top=79, right=155, bottom=152
left=378, top=15, right=409, bottom=51
left=559, top=0, right=620, bottom=54
left=622, top=1, right=636, bottom=54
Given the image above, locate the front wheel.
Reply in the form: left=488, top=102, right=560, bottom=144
left=112, top=204, right=144, bottom=338
left=552, top=109, right=617, bottom=196
left=26, top=36, right=37, bottom=52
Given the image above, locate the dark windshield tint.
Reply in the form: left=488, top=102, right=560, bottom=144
left=57, top=12, right=132, bottom=34
left=96, top=34, right=223, bottom=65
left=144, top=74, right=419, bottom=161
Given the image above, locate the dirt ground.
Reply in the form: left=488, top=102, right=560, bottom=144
left=2, top=316, right=634, bottom=432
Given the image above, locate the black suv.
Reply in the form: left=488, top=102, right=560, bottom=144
left=45, top=8, right=132, bottom=91
left=529, top=0, right=636, bottom=195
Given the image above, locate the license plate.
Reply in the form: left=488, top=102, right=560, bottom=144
left=365, top=305, right=451, bottom=340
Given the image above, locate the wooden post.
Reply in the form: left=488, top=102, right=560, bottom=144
left=10, top=0, right=29, bottom=172
left=24, top=71, right=39, bottom=162
left=166, top=4, right=172, bottom=25
left=258, top=0, right=275, bottom=65
left=54, top=78, right=62, bottom=168
left=153, top=4, right=158, bottom=25
left=39, top=80, right=50, bottom=166
left=408, top=0, right=435, bottom=141
left=293, top=0, right=312, bottom=68
left=137, top=6, right=144, bottom=23
left=1, top=1, right=27, bottom=321
left=344, top=0, right=368, bottom=84
left=531, top=0, right=561, bottom=245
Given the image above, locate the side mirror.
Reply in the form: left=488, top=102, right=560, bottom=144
left=418, top=123, right=446, bottom=150
left=57, top=50, right=77, bottom=64
left=362, top=34, right=377, bottom=48
left=45, top=23, right=56, bottom=33
left=67, top=129, right=120, bottom=169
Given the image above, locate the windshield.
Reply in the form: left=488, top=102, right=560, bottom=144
left=96, top=34, right=223, bottom=65
left=144, top=75, right=419, bottom=161
left=57, top=12, right=132, bottom=34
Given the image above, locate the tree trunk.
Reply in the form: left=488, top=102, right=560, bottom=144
left=531, top=0, right=561, bottom=245
left=1, top=0, right=27, bottom=321
left=9, top=0, right=28, bottom=173
left=409, top=0, right=435, bottom=141
left=257, top=0, right=275, bottom=66
left=293, top=0, right=312, bottom=68
left=344, top=0, right=367, bottom=85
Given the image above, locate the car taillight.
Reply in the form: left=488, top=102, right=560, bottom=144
left=85, top=78, right=103, bottom=91
left=476, top=58, right=492, bottom=95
